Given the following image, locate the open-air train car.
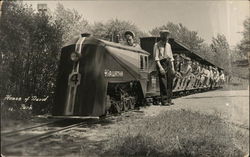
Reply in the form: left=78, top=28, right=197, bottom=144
left=140, top=37, right=224, bottom=96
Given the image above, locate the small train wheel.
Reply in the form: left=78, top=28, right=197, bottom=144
left=109, top=101, right=121, bottom=114
left=123, top=99, right=129, bottom=111
left=130, top=99, right=135, bottom=109
left=99, top=114, right=106, bottom=119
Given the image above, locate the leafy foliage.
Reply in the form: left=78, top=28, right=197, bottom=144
left=211, top=34, right=230, bottom=53
left=90, top=18, right=148, bottom=43
left=150, top=22, right=204, bottom=52
left=237, top=17, right=250, bottom=58
left=53, top=3, right=90, bottom=45
left=210, top=34, right=231, bottom=70
left=0, top=1, right=63, bottom=114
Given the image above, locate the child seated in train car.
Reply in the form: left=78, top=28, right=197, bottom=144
left=218, top=70, right=225, bottom=85
left=213, top=67, right=220, bottom=86
left=173, top=53, right=182, bottom=78
left=172, top=54, right=182, bottom=88
left=194, top=62, right=203, bottom=87
left=203, top=66, right=211, bottom=87
left=172, top=53, right=186, bottom=88
left=180, top=57, right=193, bottom=78
left=192, top=61, right=201, bottom=76
left=179, top=57, right=194, bottom=88
left=191, top=61, right=197, bottom=73
left=192, top=61, right=201, bottom=87
left=187, top=59, right=196, bottom=88
left=209, top=66, right=214, bottom=87
left=199, top=65, right=205, bottom=86
left=200, top=65, right=210, bottom=87
left=177, top=53, right=186, bottom=77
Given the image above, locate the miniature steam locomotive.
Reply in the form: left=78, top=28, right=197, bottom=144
left=52, top=34, right=224, bottom=117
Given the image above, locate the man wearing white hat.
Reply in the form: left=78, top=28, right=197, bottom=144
left=154, top=30, right=175, bottom=106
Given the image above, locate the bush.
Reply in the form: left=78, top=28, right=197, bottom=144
left=102, top=109, right=248, bottom=157
left=0, top=1, right=62, bottom=116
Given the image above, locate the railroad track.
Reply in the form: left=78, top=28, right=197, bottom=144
left=1, top=120, right=63, bottom=136
left=1, top=118, right=101, bottom=149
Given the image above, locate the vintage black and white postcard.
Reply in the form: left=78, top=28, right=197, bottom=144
left=1, top=0, right=249, bottom=156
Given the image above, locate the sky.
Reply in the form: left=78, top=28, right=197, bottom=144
left=24, top=0, right=249, bottom=47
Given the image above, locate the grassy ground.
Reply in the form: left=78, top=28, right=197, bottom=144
left=1, top=86, right=248, bottom=156
left=231, top=63, right=249, bottom=79
left=98, top=109, right=249, bottom=157
left=1, top=103, right=248, bottom=156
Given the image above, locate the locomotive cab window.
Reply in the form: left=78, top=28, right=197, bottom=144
left=140, top=54, right=148, bottom=70
left=140, top=55, right=143, bottom=69
left=144, top=56, right=148, bottom=69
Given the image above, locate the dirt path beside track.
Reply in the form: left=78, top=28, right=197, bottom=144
left=172, top=89, right=249, bottom=128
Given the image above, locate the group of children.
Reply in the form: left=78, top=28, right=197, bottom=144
left=173, top=53, right=225, bottom=89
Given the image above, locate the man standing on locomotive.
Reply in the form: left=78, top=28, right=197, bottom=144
left=154, top=30, right=175, bottom=106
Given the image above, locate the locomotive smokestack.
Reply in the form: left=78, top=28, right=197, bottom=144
left=81, top=33, right=91, bottom=37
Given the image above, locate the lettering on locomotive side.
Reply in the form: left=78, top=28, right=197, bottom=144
left=104, top=69, right=124, bottom=77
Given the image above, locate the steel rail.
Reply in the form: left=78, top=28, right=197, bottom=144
left=2, top=119, right=99, bottom=148
left=1, top=120, right=64, bottom=136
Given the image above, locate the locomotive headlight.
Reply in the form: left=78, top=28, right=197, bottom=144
left=70, top=52, right=80, bottom=62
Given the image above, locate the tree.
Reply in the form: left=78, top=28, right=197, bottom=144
left=53, top=3, right=90, bottom=45
left=237, top=17, right=250, bottom=58
left=0, top=1, right=34, bottom=97
left=90, top=18, right=148, bottom=43
left=0, top=1, right=63, bottom=114
left=211, top=34, right=230, bottom=52
left=210, top=34, right=231, bottom=70
left=150, top=22, right=204, bottom=52
left=199, top=43, right=215, bottom=62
